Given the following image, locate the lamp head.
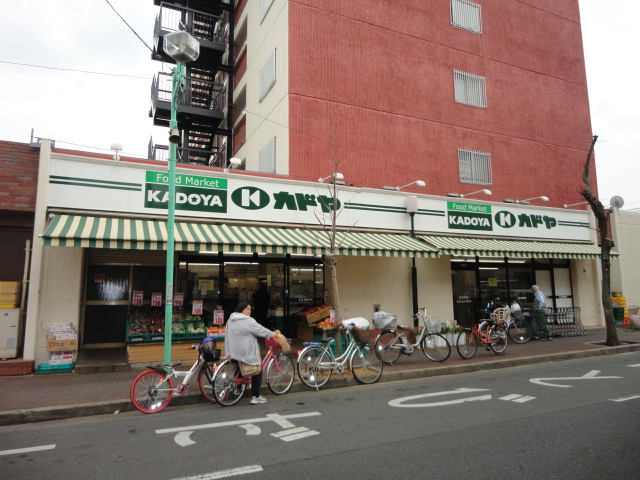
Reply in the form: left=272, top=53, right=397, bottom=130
left=168, top=127, right=181, bottom=145
left=163, top=30, right=200, bottom=64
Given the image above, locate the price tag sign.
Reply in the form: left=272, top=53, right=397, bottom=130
left=151, top=292, right=163, bottom=307
left=192, top=300, right=203, bottom=315
left=132, top=291, right=144, bottom=306
left=329, top=309, right=336, bottom=327
left=173, top=292, right=184, bottom=307
left=214, top=310, right=224, bottom=325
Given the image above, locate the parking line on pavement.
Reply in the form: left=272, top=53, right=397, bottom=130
left=0, top=444, right=56, bottom=456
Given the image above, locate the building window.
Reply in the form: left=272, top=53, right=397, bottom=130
left=259, top=49, right=276, bottom=102
left=458, top=148, right=492, bottom=185
left=259, top=136, right=276, bottom=173
left=260, top=0, right=275, bottom=23
left=454, top=70, right=487, bottom=108
left=451, top=0, right=482, bottom=34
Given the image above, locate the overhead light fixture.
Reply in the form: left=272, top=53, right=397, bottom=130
left=563, top=201, right=588, bottom=209
left=383, top=180, right=425, bottom=191
left=110, top=142, right=123, bottom=160
left=504, top=196, right=549, bottom=205
left=318, top=173, right=344, bottom=183
left=447, top=189, right=492, bottom=198
left=224, top=157, right=243, bottom=172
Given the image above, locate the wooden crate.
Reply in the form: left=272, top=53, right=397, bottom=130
left=127, top=341, right=225, bottom=365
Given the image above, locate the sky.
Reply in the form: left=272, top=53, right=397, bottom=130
left=1, top=1, right=638, bottom=210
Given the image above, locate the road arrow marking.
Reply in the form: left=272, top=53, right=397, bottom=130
left=499, top=394, right=536, bottom=403
left=174, top=431, right=195, bottom=447
left=530, top=369, right=622, bottom=388
left=239, top=424, right=261, bottom=435
left=389, top=388, right=492, bottom=408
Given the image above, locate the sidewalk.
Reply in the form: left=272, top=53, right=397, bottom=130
left=1, top=329, right=639, bottom=426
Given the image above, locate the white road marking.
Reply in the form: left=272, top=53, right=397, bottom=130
left=239, top=424, right=261, bottom=435
left=530, top=369, right=622, bottom=388
left=628, top=364, right=640, bottom=368
left=610, top=394, right=640, bottom=402
left=270, top=426, right=320, bottom=441
left=388, top=388, right=492, bottom=408
left=175, top=431, right=196, bottom=447
left=0, top=444, right=56, bottom=456
left=156, top=411, right=321, bottom=434
left=170, top=464, right=263, bottom=480
left=499, top=394, right=536, bottom=403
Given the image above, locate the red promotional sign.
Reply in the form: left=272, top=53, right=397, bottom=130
left=151, top=292, right=163, bottom=307
left=192, top=300, right=203, bottom=315
left=132, top=291, right=144, bottom=306
left=173, top=292, right=184, bottom=307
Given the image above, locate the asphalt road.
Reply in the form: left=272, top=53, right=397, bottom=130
left=2, top=352, right=639, bottom=480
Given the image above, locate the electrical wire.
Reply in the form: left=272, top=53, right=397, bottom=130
left=0, top=60, right=149, bottom=79
left=104, top=0, right=154, bottom=53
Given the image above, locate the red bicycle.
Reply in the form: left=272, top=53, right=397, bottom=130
left=211, top=337, right=294, bottom=406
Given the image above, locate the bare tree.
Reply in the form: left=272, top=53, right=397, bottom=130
left=580, top=135, right=621, bottom=346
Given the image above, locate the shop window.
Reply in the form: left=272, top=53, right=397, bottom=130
left=454, top=70, right=487, bottom=108
left=451, top=0, right=482, bottom=34
left=458, top=147, right=492, bottom=185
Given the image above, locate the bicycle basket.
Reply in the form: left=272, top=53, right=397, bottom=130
left=352, top=327, right=371, bottom=343
left=425, top=315, right=442, bottom=333
left=201, top=337, right=221, bottom=362
left=372, top=311, right=396, bottom=329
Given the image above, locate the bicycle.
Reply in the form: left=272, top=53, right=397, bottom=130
left=480, top=306, right=532, bottom=344
left=130, top=338, right=221, bottom=414
left=297, top=323, right=383, bottom=389
left=211, top=337, right=295, bottom=407
left=374, top=308, right=451, bottom=364
left=455, top=317, right=508, bottom=359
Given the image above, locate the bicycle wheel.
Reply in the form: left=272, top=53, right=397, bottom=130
left=212, top=360, right=246, bottom=406
left=350, top=343, right=383, bottom=384
left=297, top=346, right=332, bottom=389
left=455, top=329, right=478, bottom=359
left=197, top=363, right=216, bottom=403
left=489, top=324, right=508, bottom=354
left=421, top=333, right=451, bottom=362
left=374, top=331, right=403, bottom=364
left=508, top=318, right=532, bottom=343
left=266, top=353, right=295, bottom=395
left=130, top=369, right=173, bottom=414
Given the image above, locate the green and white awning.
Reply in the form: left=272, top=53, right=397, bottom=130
left=42, top=215, right=439, bottom=258
left=419, top=235, right=610, bottom=259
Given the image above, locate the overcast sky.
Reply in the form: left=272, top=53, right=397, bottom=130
left=1, top=1, right=638, bottom=210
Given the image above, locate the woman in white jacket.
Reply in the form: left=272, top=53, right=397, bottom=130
left=224, top=301, right=275, bottom=404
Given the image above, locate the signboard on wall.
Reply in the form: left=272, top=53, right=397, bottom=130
left=46, top=155, right=592, bottom=242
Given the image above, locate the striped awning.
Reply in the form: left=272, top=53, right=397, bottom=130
left=419, top=235, right=611, bottom=259
left=42, top=215, right=440, bottom=258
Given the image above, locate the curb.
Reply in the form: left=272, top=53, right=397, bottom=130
left=2, top=342, right=639, bottom=426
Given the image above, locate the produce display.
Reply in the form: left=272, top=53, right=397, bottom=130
left=127, top=307, right=208, bottom=342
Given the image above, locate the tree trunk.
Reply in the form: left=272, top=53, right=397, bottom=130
left=581, top=135, right=621, bottom=346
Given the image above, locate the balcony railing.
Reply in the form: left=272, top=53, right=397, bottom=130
left=151, top=72, right=225, bottom=122
left=148, top=138, right=224, bottom=167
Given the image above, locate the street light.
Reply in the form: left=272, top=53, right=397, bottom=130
left=406, top=196, right=419, bottom=326
left=162, top=30, right=200, bottom=367
left=318, top=172, right=344, bottom=183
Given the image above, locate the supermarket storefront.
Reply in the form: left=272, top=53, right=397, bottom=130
left=23, top=144, right=606, bottom=365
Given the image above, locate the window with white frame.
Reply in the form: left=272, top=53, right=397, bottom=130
left=458, top=148, right=492, bottom=185
left=259, top=49, right=276, bottom=102
left=451, top=0, right=482, bottom=34
left=260, top=0, right=275, bottom=23
left=259, top=136, right=276, bottom=173
left=453, top=70, right=487, bottom=108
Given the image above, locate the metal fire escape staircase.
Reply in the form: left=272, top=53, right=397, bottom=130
left=149, top=1, right=234, bottom=167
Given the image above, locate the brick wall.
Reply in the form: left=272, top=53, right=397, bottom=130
left=0, top=140, right=39, bottom=212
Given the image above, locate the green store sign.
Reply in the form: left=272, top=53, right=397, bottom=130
left=447, top=201, right=492, bottom=231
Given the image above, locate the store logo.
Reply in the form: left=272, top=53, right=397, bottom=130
left=144, top=184, right=227, bottom=213
left=447, top=201, right=493, bottom=231
left=231, top=187, right=270, bottom=210
left=494, top=211, right=517, bottom=228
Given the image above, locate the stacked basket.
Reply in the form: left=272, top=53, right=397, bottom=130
left=0, top=281, right=21, bottom=308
